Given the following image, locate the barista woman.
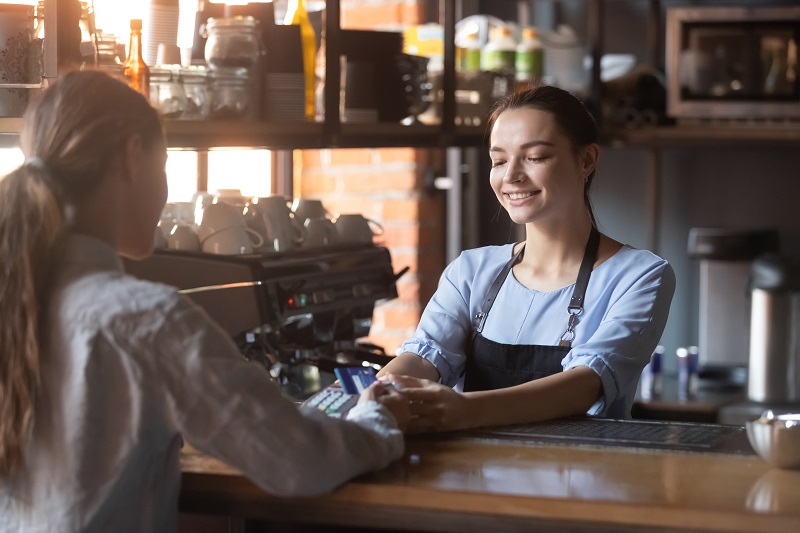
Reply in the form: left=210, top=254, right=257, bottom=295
left=379, top=85, right=675, bottom=433
left=0, top=71, right=408, bottom=531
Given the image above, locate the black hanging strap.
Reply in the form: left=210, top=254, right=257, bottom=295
left=473, top=244, right=525, bottom=334
left=568, top=226, right=601, bottom=314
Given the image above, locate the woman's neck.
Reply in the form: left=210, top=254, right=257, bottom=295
left=518, top=219, right=594, bottom=282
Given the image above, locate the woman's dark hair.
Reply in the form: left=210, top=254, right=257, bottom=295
left=487, top=85, right=600, bottom=226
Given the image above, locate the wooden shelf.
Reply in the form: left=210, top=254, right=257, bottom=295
left=163, top=121, right=487, bottom=150
left=606, top=124, right=800, bottom=149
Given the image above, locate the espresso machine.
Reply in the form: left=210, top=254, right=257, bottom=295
left=124, top=243, right=406, bottom=399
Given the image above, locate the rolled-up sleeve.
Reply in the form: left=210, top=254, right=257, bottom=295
left=146, top=296, right=404, bottom=497
left=564, top=261, right=676, bottom=417
left=399, top=257, right=475, bottom=387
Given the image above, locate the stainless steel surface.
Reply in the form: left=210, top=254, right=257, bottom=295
left=462, top=418, right=754, bottom=455
left=746, top=412, right=800, bottom=469
left=699, top=260, right=752, bottom=368
left=749, top=289, right=800, bottom=403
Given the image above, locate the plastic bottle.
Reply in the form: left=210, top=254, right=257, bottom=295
left=284, top=0, right=316, bottom=121
left=515, top=27, right=543, bottom=84
left=457, top=32, right=481, bottom=73
left=123, top=19, right=150, bottom=101
left=482, top=26, right=516, bottom=74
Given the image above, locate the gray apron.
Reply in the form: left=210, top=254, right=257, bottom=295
left=463, top=227, right=600, bottom=392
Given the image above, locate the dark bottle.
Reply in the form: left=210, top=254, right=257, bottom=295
left=123, top=19, right=150, bottom=100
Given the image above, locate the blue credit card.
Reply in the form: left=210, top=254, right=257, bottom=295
left=334, top=366, right=377, bottom=395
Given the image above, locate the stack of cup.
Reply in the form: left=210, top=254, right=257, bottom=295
left=198, top=202, right=263, bottom=255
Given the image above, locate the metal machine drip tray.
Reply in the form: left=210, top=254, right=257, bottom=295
left=461, top=417, right=754, bottom=455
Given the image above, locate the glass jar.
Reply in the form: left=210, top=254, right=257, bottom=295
left=203, top=16, right=261, bottom=71
left=180, top=66, right=210, bottom=120
left=150, top=67, right=187, bottom=119
left=95, top=33, right=124, bottom=80
left=209, top=68, right=249, bottom=119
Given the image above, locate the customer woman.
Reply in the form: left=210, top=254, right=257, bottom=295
left=0, top=70, right=408, bottom=532
left=378, top=85, right=675, bottom=432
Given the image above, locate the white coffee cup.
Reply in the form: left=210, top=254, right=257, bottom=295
left=154, top=225, right=168, bottom=249
left=333, top=214, right=383, bottom=244
left=303, top=217, right=338, bottom=247
left=166, top=223, right=200, bottom=251
left=197, top=202, right=249, bottom=243
left=246, top=195, right=305, bottom=252
left=214, top=188, right=247, bottom=208
left=160, top=201, right=196, bottom=228
left=292, top=198, right=331, bottom=228
left=201, top=225, right=263, bottom=255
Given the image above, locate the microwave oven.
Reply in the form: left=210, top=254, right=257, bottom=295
left=666, top=5, right=800, bottom=122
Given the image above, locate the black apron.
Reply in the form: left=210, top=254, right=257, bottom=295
left=463, top=227, right=600, bottom=392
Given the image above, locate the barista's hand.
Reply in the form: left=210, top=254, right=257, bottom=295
left=382, top=374, right=470, bottom=433
left=358, top=380, right=411, bottom=432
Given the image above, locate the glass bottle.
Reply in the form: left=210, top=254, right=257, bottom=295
left=123, top=19, right=150, bottom=100
left=284, top=0, right=316, bottom=121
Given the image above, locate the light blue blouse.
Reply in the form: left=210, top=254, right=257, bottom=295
left=399, top=243, right=676, bottom=419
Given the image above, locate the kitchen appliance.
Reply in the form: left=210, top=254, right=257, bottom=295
left=688, top=228, right=779, bottom=385
left=748, top=254, right=800, bottom=404
left=123, top=243, right=405, bottom=399
left=665, top=5, right=800, bottom=123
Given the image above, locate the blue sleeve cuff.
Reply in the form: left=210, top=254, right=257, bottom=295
left=399, top=339, right=464, bottom=387
left=564, top=354, right=617, bottom=416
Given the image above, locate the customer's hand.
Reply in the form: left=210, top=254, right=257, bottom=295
left=358, top=380, right=411, bottom=431
left=382, top=374, right=470, bottom=433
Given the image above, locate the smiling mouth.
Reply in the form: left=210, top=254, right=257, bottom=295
left=506, top=191, right=539, bottom=200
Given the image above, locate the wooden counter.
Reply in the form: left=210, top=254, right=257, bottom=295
left=180, top=419, right=800, bottom=533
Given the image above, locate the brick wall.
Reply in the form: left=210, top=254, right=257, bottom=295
left=295, top=1, right=446, bottom=355
left=296, top=148, right=445, bottom=355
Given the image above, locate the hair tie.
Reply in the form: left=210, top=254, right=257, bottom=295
left=23, top=156, right=62, bottom=197
left=24, top=156, right=49, bottom=172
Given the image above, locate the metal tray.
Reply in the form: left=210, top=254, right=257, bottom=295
left=461, top=417, right=754, bottom=455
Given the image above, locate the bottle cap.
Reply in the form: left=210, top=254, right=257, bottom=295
left=130, top=19, right=143, bottom=31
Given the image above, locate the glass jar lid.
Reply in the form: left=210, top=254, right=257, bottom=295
left=205, top=16, right=257, bottom=32
left=180, top=65, right=210, bottom=83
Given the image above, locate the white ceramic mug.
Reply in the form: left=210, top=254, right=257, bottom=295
left=166, top=223, right=200, bottom=251
left=246, top=195, right=305, bottom=252
left=213, top=188, right=247, bottom=208
left=197, top=202, right=249, bottom=243
left=154, top=225, right=168, bottom=249
left=201, top=225, right=263, bottom=255
left=333, top=214, right=383, bottom=244
left=303, top=217, right=338, bottom=247
left=291, top=198, right=331, bottom=228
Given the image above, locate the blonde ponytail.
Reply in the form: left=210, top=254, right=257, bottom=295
left=0, top=163, right=65, bottom=475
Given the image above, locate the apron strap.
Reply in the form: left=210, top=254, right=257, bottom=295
left=471, top=227, right=601, bottom=343
left=559, top=226, right=601, bottom=347
left=568, top=226, right=600, bottom=314
left=473, top=244, right=525, bottom=335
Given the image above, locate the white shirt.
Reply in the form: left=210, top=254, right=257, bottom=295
left=0, top=234, right=403, bottom=533
left=400, top=243, right=675, bottom=418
